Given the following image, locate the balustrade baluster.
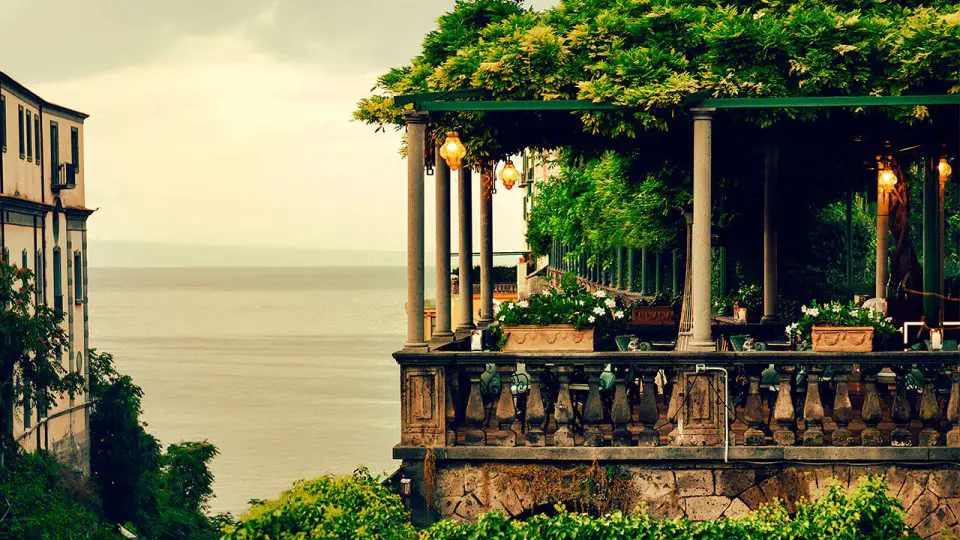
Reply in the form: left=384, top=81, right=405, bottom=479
left=525, top=370, right=547, bottom=446
left=947, top=368, right=960, bottom=447
left=918, top=375, right=941, bottom=446
left=743, top=375, right=765, bottom=446
left=492, top=364, right=518, bottom=446
left=582, top=369, right=605, bottom=446
left=636, top=373, right=660, bottom=446
left=803, top=373, right=825, bottom=446
left=553, top=368, right=575, bottom=447
left=445, top=367, right=457, bottom=446
left=773, top=371, right=796, bottom=446
left=891, top=376, right=912, bottom=446
left=463, top=369, right=486, bottom=445
left=666, top=371, right=682, bottom=444
left=611, top=371, right=632, bottom=446
left=831, top=375, right=854, bottom=446
left=860, top=373, right=883, bottom=446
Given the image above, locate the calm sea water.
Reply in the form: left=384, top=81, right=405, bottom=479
left=89, top=266, right=418, bottom=515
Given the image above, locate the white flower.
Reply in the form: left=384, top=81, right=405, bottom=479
left=801, top=305, right=809, bottom=315
left=577, top=300, right=585, bottom=306
left=613, top=310, right=625, bottom=320
left=498, top=315, right=505, bottom=322
left=604, top=298, right=616, bottom=309
left=808, top=308, right=819, bottom=318
left=850, top=309, right=859, bottom=317
left=593, top=306, right=605, bottom=316
left=594, top=289, right=607, bottom=298
left=518, top=300, right=529, bottom=309
left=493, top=299, right=502, bottom=315
left=588, top=315, right=596, bottom=323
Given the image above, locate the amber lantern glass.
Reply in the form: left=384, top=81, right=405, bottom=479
left=878, top=165, right=898, bottom=193
left=499, top=160, right=521, bottom=190
left=939, top=158, right=952, bottom=179
left=439, top=131, right=466, bottom=170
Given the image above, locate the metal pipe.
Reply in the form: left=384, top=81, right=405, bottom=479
left=695, top=363, right=729, bottom=463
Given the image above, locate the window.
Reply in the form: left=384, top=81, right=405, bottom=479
left=34, top=114, right=40, bottom=166
left=49, top=122, right=59, bottom=184
left=52, top=248, right=62, bottom=312
left=18, top=105, right=24, bottom=158
left=73, top=251, right=83, bottom=303
left=25, top=110, right=32, bottom=161
left=1, top=94, right=6, bottom=152
left=71, top=127, right=79, bottom=169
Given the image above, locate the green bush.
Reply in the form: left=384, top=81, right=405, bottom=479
left=0, top=452, right=115, bottom=539
left=220, top=468, right=415, bottom=540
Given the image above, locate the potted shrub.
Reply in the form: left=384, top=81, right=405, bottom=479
left=785, top=301, right=899, bottom=352
left=494, top=275, right=629, bottom=352
left=732, top=284, right=763, bottom=323
left=631, top=293, right=679, bottom=326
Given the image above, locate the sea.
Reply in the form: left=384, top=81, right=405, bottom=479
left=89, top=266, right=423, bottom=515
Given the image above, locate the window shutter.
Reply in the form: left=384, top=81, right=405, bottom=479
left=18, top=105, right=24, bottom=158
left=73, top=251, right=82, bottom=302
left=71, top=127, right=79, bottom=169
left=34, top=114, right=40, bottom=166
left=25, top=110, right=32, bottom=160
left=0, top=94, right=6, bottom=151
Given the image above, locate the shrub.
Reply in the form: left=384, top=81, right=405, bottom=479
left=0, top=452, right=115, bottom=539
left=221, top=467, right=415, bottom=539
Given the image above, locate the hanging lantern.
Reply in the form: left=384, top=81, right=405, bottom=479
left=439, top=131, right=466, bottom=170
left=939, top=157, right=952, bottom=179
left=499, top=160, right=521, bottom=190
left=878, top=159, right=898, bottom=193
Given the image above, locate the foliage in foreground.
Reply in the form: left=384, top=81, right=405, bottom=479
left=0, top=451, right=115, bottom=539
left=220, top=467, right=415, bottom=540
left=222, top=471, right=917, bottom=540
left=89, top=350, right=221, bottom=540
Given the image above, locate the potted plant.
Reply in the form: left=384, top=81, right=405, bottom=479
left=631, top=293, right=679, bottom=326
left=732, top=284, right=763, bottom=323
left=785, top=300, right=898, bottom=352
left=493, top=275, right=629, bottom=352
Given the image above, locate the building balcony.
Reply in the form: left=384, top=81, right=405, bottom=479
left=52, top=163, right=76, bottom=191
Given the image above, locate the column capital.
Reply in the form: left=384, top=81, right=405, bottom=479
left=403, top=111, right=430, bottom=125
left=691, top=107, right=716, bottom=120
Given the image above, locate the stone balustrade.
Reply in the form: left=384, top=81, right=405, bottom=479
left=396, top=350, right=960, bottom=451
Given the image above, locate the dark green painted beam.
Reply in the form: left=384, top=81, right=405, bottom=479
left=418, top=99, right=620, bottom=112
left=700, top=95, right=960, bottom=109
left=393, top=89, right=491, bottom=107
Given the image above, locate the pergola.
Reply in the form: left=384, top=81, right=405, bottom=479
left=397, top=92, right=960, bottom=351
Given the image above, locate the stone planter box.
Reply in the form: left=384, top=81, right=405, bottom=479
left=811, top=326, right=874, bottom=352
left=502, top=325, right=595, bottom=352
left=631, top=305, right=675, bottom=326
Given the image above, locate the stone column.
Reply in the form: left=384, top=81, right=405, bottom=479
left=762, top=143, right=779, bottom=323
left=773, top=372, right=796, bottom=446
left=743, top=376, right=765, bottom=446
left=919, top=376, right=941, bottom=446
left=636, top=373, right=660, bottom=446
left=456, top=169, right=476, bottom=337
left=690, top=109, right=715, bottom=351
left=640, top=247, right=649, bottom=295
left=553, top=368, right=575, bottom=447
left=923, top=157, right=941, bottom=326
left=672, top=248, right=679, bottom=295
left=832, top=376, right=854, bottom=446
left=433, top=146, right=454, bottom=343
left=654, top=251, right=663, bottom=295
left=860, top=374, right=883, bottom=446
left=478, top=167, right=494, bottom=328
left=876, top=169, right=890, bottom=299
left=627, top=248, right=637, bottom=292
left=404, top=112, right=428, bottom=349
left=802, top=373, right=825, bottom=446
left=611, top=373, right=632, bottom=446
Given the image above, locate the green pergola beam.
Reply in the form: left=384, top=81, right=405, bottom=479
left=700, top=95, right=960, bottom=109
left=418, top=99, right=620, bottom=112
left=393, top=93, right=960, bottom=113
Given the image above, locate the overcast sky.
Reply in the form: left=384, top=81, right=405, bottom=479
left=0, top=0, right=556, bottom=253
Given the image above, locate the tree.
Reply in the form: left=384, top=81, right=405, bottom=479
left=0, top=258, right=80, bottom=465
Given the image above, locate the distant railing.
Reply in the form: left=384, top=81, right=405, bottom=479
left=450, top=282, right=518, bottom=296
left=52, top=162, right=76, bottom=191
left=394, top=350, right=960, bottom=452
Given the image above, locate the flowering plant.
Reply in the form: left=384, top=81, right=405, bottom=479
left=494, top=275, right=629, bottom=341
left=785, top=300, right=899, bottom=350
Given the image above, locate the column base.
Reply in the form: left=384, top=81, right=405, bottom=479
left=760, top=315, right=780, bottom=325
left=477, top=318, right=494, bottom=329
left=455, top=326, right=477, bottom=340
left=430, top=332, right=455, bottom=346
left=403, top=341, right=429, bottom=351
left=689, top=340, right=717, bottom=352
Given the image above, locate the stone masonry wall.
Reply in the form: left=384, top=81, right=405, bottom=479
left=429, top=461, right=960, bottom=538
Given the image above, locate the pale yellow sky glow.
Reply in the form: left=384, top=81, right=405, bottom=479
left=2, top=0, right=558, bottom=256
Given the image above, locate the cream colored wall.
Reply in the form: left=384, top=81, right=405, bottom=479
left=0, top=89, right=45, bottom=202
left=47, top=111, right=86, bottom=208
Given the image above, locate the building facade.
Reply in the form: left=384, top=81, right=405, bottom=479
left=1, top=71, right=92, bottom=473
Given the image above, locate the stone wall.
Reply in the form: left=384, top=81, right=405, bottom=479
left=426, top=461, right=960, bottom=538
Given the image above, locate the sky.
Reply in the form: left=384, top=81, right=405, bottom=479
left=0, top=0, right=557, bottom=255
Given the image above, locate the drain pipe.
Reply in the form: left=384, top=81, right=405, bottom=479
left=696, top=364, right=730, bottom=463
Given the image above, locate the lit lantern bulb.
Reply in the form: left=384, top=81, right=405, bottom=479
left=878, top=168, right=898, bottom=192
left=499, top=160, right=521, bottom=190
left=439, top=131, right=466, bottom=170
left=939, top=158, right=952, bottom=178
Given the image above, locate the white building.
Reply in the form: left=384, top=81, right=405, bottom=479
left=1, top=70, right=92, bottom=472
